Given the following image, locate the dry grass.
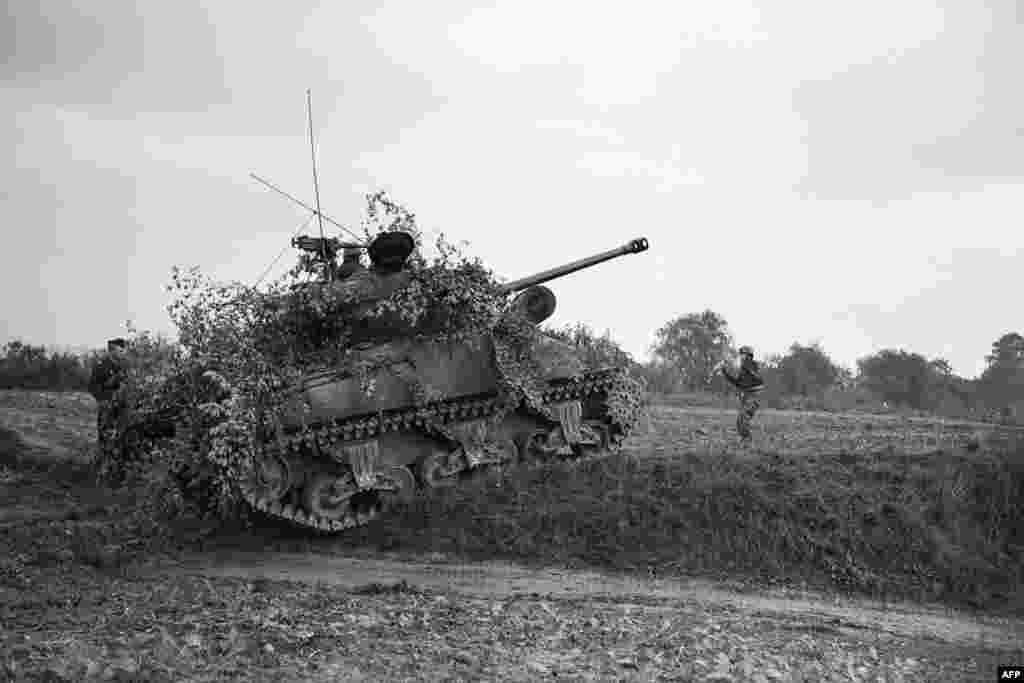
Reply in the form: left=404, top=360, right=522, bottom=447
left=629, top=403, right=1022, bottom=458
left=0, top=390, right=96, bottom=465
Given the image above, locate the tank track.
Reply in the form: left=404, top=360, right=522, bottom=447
left=241, top=368, right=626, bottom=533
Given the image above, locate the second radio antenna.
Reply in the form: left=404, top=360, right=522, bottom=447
left=306, top=89, right=330, bottom=280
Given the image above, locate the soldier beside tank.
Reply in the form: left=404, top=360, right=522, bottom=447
left=88, top=338, right=129, bottom=476
left=720, top=345, right=765, bottom=444
left=335, top=246, right=365, bottom=280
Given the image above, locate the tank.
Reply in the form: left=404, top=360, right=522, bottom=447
left=120, top=232, right=650, bottom=533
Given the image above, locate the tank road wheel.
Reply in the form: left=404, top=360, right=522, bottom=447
left=302, top=472, right=359, bottom=521
left=242, top=454, right=291, bottom=505
left=418, top=450, right=462, bottom=489
left=377, top=466, right=417, bottom=504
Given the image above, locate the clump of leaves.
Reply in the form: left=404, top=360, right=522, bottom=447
left=101, top=192, right=643, bottom=520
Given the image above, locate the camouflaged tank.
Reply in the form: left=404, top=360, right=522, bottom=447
left=123, top=231, right=649, bottom=533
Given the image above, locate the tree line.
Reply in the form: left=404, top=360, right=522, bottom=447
left=0, top=340, right=97, bottom=392
left=3, top=313, right=1022, bottom=424
left=635, top=310, right=1024, bottom=423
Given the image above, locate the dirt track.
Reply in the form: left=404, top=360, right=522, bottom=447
left=166, top=551, right=1024, bottom=650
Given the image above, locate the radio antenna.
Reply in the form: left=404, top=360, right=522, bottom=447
left=249, top=173, right=363, bottom=243
left=306, top=89, right=330, bottom=280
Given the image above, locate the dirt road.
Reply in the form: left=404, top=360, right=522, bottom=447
left=145, top=551, right=1023, bottom=681
left=168, top=551, right=1024, bottom=650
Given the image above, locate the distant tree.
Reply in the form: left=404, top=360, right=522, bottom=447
left=856, top=349, right=979, bottom=413
left=857, top=349, right=935, bottom=410
left=978, top=332, right=1024, bottom=419
left=0, top=340, right=92, bottom=391
left=650, top=310, right=733, bottom=391
left=985, top=332, right=1024, bottom=367
left=774, top=342, right=842, bottom=396
left=3, top=340, right=47, bottom=364
left=920, top=356, right=979, bottom=418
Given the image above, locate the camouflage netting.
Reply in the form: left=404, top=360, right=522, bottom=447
left=99, top=193, right=645, bottom=519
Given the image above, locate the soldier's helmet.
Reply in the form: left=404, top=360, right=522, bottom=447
left=738, top=345, right=754, bottom=356
left=368, top=231, right=415, bottom=272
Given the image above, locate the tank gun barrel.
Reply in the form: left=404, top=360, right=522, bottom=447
left=497, top=237, right=649, bottom=295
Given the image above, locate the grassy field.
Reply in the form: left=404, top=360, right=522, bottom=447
left=0, top=390, right=96, bottom=464
left=2, top=390, right=1023, bottom=680
left=5, top=388, right=1016, bottom=461
left=629, top=402, right=1021, bottom=458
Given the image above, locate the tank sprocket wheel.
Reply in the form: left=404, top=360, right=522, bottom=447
left=302, top=471, right=360, bottom=521
left=377, top=465, right=417, bottom=503
left=418, top=450, right=463, bottom=488
left=241, top=453, right=291, bottom=504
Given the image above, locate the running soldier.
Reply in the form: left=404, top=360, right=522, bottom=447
left=88, top=338, right=128, bottom=473
left=720, top=345, right=765, bottom=443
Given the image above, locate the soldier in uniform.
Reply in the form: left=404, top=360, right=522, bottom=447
left=335, top=246, right=365, bottom=280
left=88, top=338, right=129, bottom=473
left=720, top=345, right=765, bottom=443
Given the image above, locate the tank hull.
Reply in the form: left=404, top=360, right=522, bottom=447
left=278, top=333, right=586, bottom=431
left=237, top=334, right=626, bottom=533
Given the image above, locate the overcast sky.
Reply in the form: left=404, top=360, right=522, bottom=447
left=2, top=1, right=1021, bottom=378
